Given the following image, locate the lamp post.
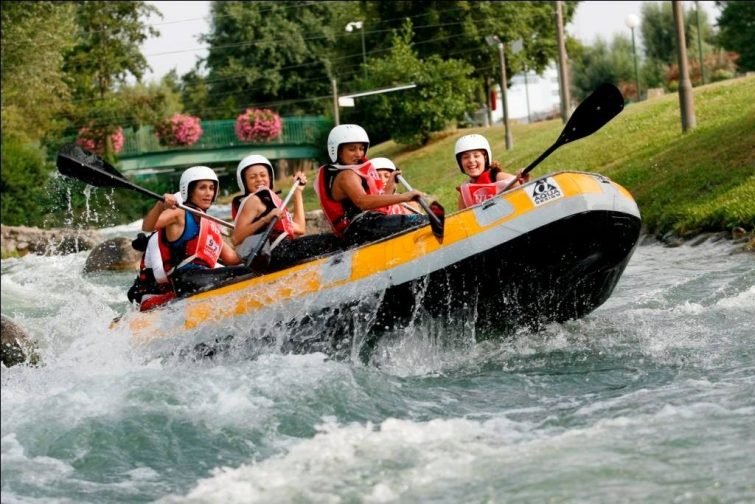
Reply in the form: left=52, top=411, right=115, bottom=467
left=345, top=21, right=366, bottom=79
left=693, top=0, right=705, bottom=84
left=485, top=35, right=512, bottom=150
left=625, top=14, right=641, bottom=101
left=672, top=0, right=696, bottom=132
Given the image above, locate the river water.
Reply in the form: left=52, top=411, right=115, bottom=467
left=2, top=223, right=753, bottom=503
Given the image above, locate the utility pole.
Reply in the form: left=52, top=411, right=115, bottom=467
left=555, top=1, right=571, bottom=123
left=673, top=0, right=696, bottom=132
left=694, top=0, right=706, bottom=85
left=331, top=78, right=339, bottom=126
left=497, top=42, right=513, bottom=149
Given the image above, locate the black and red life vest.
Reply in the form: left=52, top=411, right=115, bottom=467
left=314, top=161, right=388, bottom=237
left=233, top=187, right=296, bottom=240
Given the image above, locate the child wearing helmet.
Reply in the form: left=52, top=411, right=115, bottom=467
left=231, top=154, right=307, bottom=266
left=314, top=124, right=426, bottom=245
left=128, top=166, right=241, bottom=310
left=455, top=134, right=529, bottom=210
left=371, top=157, right=421, bottom=215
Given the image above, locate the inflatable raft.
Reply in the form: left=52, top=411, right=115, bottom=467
left=113, top=170, right=642, bottom=359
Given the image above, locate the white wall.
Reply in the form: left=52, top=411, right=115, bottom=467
left=490, top=62, right=562, bottom=124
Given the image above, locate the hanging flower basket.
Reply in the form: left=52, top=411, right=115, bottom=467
left=76, top=125, right=124, bottom=155
left=235, top=108, right=283, bottom=142
left=154, top=113, right=203, bottom=147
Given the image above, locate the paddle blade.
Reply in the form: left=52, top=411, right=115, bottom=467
left=428, top=200, right=445, bottom=241
left=559, top=83, right=624, bottom=145
left=56, top=143, right=130, bottom=189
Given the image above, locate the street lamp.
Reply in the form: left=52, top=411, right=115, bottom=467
left=625, top=14, right=641, bottom=101
left=485, top=34, right=512, bottom=150
left=345, top=21, right=366, bottom=79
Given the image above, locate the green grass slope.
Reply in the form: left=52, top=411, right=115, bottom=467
left=363, top=75, right=754, bottom=236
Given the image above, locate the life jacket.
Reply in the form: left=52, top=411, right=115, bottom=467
left=314, top=160, right=388, bottom=237
left=456, top=168, right=516, bottom=208
left=164, top=209, right=225, bottom=271
left=128, top=209, right=223, bottom=311
left=235, top=188, right=296, bottom=241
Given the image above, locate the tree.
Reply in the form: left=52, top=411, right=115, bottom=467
left=346, top=23, right=476, bottom=146
left=571, top=35, right=636, bottom=102
left=716, top=1, right=755, bottom=71
left=201, top=1, right=355, bottom=117
left=1, top=2, right=76, bottom=143
left=61, top=1, right=160, bottom=161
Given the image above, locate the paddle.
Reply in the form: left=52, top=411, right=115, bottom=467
left=395, top=174, right=445, bottom=241
left=499, top=82, right=625, bottom=193
left=243, top=177, right=305, bottom=269
left=56, top=143, right=235, bottom=229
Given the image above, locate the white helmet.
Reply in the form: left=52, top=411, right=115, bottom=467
left=236, top=154, right=274, bottom=193
left=327, top=124, right=369, bottom=163
left=179, top=166, right=219, bottom=203
left=454, top=134, right=491, bottom=172
left=371, top=157, right=396, bottom=171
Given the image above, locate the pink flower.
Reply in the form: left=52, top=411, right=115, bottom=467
left=76, top=126, right=124, bottom=155
left=154, top=114, right=203, bottom=146
left=235, top=109, right=283, bottom=142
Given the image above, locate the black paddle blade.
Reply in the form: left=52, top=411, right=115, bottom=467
left=56, top=143, right=130, bottom=189
left=428, top=200, right=445, bottom=241
left=559, top=83, right=624, bottom=145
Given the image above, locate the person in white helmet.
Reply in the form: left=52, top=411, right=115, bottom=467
left=371, top=157, right=421, bottom=215
left=454, top=133, right=529, bottom=210
left=314, top=124, right=426, bottom=245
left=231, top=154, right=307, bottom=266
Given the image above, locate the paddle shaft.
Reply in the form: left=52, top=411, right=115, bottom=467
left=396, top=174, right=442, bottom=229
left=244, top=179, right=303, bottom=269
left=499, top=141, right=560, bottom=193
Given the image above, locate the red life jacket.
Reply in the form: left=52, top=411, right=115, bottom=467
left=161, top=209, right=225, bottom=272
left=457, top=169, right=516, bottom=208
left=235, top=188, right=296, bottom=240
left=314, top=161, right=388, bottom=237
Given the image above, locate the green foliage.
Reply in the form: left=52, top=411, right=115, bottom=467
left=716, top=1, right=755, bottom=71
left=63, top=1, right=160, bottom=99
left=345, top=23, right=476, bottom=146
left=0, top=136, right=54, bottom=226
left=571, top=35, right=636, bottom=102
left=1, top=2, right=76, bottom=143
left=201, top=1, right=351, bottom=117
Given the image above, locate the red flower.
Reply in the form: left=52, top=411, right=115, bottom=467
left=76, top=126, right=124, bottom=155
left=154, top=114, right=203, bottom=147
left=235, top=109, right=282, bottom=142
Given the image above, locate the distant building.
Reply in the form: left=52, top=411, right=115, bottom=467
left=490, top=62, right=562, bottom=124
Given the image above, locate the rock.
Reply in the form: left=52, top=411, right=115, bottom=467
left=305, top=209, right=331, bottom=235
left=84, top=236, right=142, bottom=273
left=1, top=224, right=101, bottom=257
left=1, top=315, right=40, bottom=367
left=732, top=227, right=747, bottom=241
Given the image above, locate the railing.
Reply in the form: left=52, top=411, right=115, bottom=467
left=119, top=116, right=332, bottom=157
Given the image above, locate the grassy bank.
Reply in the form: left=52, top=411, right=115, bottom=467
left=312, top=75, right=752, bottom=237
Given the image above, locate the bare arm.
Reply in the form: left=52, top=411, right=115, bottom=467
left=232, top=195, right=279, bottom=245
left=142, top=193, right=178, bottom=232
left=333, top=170, right=421, bottom=211
left=290, top=171, right=307, bottom=236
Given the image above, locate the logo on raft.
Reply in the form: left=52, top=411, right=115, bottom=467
left=526, top=177, right=563, bottom=206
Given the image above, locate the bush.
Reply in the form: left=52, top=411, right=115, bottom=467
left=154, top=113, right=203, bottom=147
left=0, top=136, right=53, bottom=226
left=235, top=108, right=282, bottom=142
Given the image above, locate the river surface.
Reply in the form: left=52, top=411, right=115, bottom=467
left=2, top=223, right=753, bottom=503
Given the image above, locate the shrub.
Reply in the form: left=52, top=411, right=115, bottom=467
left=154, top=113, right=203, bottom=147
left=235, top=108, right=282, bottom=142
